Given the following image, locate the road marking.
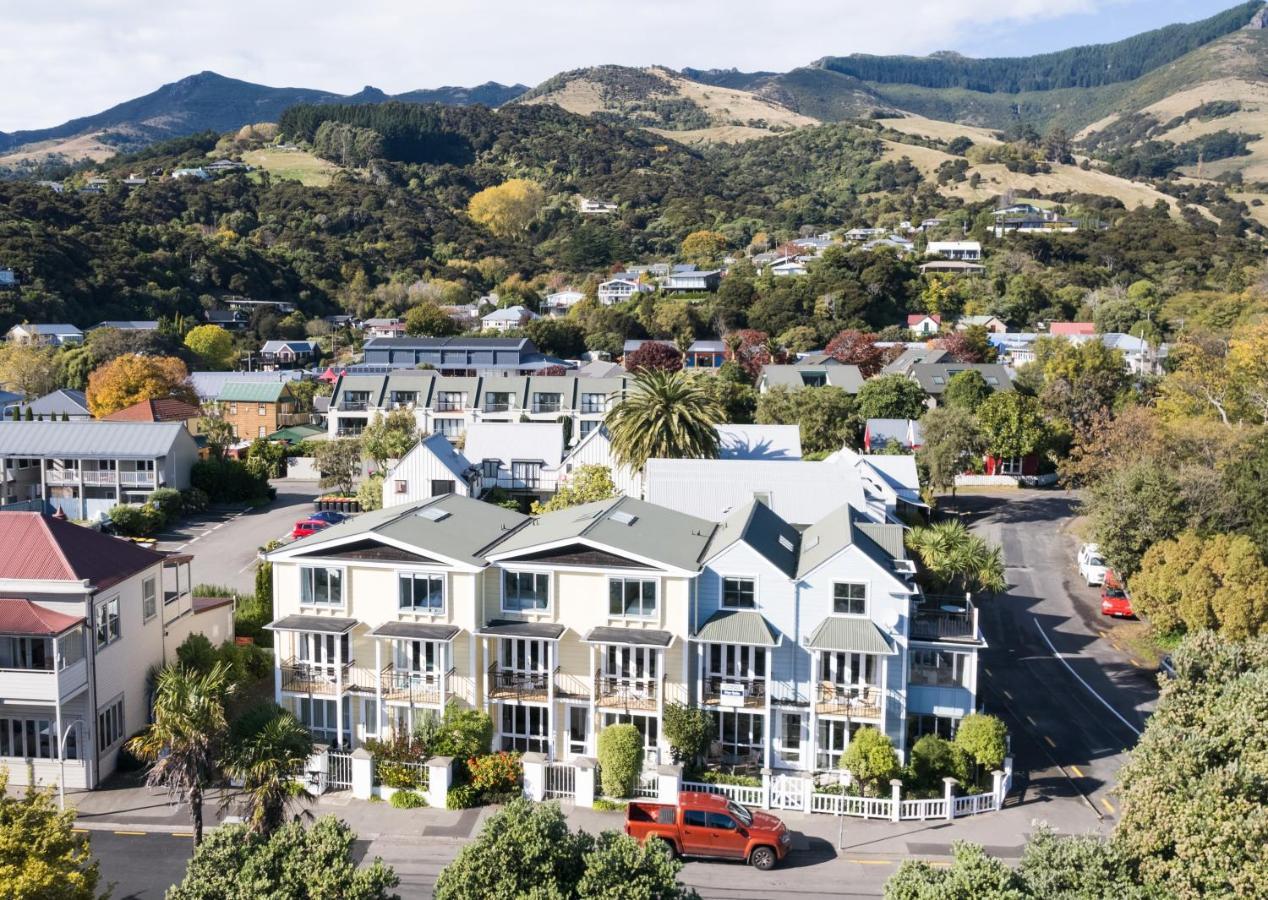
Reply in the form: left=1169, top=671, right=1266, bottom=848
left=1025, top=715, right=1038, bottom=727
left=1100, top=797, right=1115, bottom=814
left=171, top=832, right=192, bottom=838
left=1032, top=619, right=1142, bottom=737
left=982, top=667, right=992, bottom=677
left=114, top=830, right=146, bottom=836
left=1002, top=689, right=1013, bottom=701
left=1129, top=659, right=1142, bottom=668
left=72, top=828, right=88, bottom=834
left=1070, top=765, right=1085, bottom=777
left=1043, top=735, right=1057, bottom=748
left=847, top=859, right=895, bottom=866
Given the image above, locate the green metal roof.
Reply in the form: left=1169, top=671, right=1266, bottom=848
left=694, top=610, right=780, bottom=647
left=218, top=381, right=291, bottom=402
left=806, top=617, right=894, bottom=655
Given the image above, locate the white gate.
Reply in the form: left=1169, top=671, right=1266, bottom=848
left=326, top=749, right=353, bottom=791
left=770, top=774, right=808, bottom=812
left=545, top=763, right=576, bottom=799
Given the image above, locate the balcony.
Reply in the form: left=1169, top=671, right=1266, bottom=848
left=702, top=675, right=766, bottom=709
left=482, top=402, right=513, bottom=414
left=118, top=470, right=156, bottom=487
left=815, top=683, right=883, bottom=719
left=595, top=670, right=658, bottom=711
left=487, top=665, right=550, bottom=702
left=530, top=403, right=561, bottom=415
left=43, top=469, right=80, bottom=485
left=380, top=666, right=452, bottom=705
left=0, top=657, right=88, bottom=704
left=910, top=597, right=981, bottom=644
left=338, top=400, right=369, bottom=412
left=280, top=659, right=370, bottom=696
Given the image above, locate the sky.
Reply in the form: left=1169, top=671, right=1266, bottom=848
left=0, top=0, right=1245, bottom=133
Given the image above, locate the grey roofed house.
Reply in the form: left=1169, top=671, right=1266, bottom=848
left=16, top=389, right=91, bottom=419
left=0, top=420, right=194, bottom=459
left=575, top=360, right=625, bottom=378
left=278, top=493, right=528, bottom=569
left=795, top=502, right=910, bottom=580
left=359, top=336, right=568, bottom=374
left=716, top=424, right=802, bottom=461
left=487, top=495, right=715, bottom=574
left=881, top=346, right=949, bottom=376
left=756, top=363, right=865, bottom=393
left=702, top=499, right=801, bottom=578
left=92, top=320, right=159, bottom=331
left=644, top=458, right=870, bottom=526
left=622, top=339, right=677, bottom=355
left=186, top=370, right=304, bottom=402
left=909, top=363, right=1013, bottom=395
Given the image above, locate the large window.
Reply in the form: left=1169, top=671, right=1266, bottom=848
left=0, top=716, right=75, bottom=760
left=580, top=393, right=606, bottom=414
left=142, top=576, right=157, bottom=622
left=601, top=712, right=658, bottom=759
left=708, top=644, right=765, bottom=681
left=393, top=639, right=440, bottom=674
left=906, top=713, right=961, bottom=747
left=300, top=567, right=343, bottom=606
left=436, top=391, right=467, bottom=412
left=609, top=578, right=657, bottom=617
left=711, top=710, right=764, bottom=761
left=833, top=582, right=867, bottom=616
left=909, top=649, right=970, bottom=687
left=481, top=459, right=502, bottom=479
left=510, top=461, right=543, bottom=488
left=297, top=697, right=350, bottom=744
left=579, top=420, right=599, bottom=439
left=97, top=697, right=125, bottom=750
left=95, top=597, right=120, bottom=649
left=817, top=720, right=864, bottom=770
left=722, top=577, right=756, bottom=609
left=433, top=418, right=464, bottom=438
left=501, top=705, right=548, bottom=753
left=0, top=636, right=52, bottom=670
left=399, top=573, right=444, bottom=613
left=531, top=392, right=561, bottom=414
left=483, top=392, right=512, bottom=413
left=503, top=571, right=549, bottom=612
left=820, top=650, right=876, bottom=687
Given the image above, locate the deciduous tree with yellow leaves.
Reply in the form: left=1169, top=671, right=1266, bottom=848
left=0, top=769, right=101, bottom=899
left=183, top=324, right=237, bottom=370
left=466, top=179, right=545, bottom=238
left=86, top=353, right=198, bottom=417
left=680, top=230, right=728, bottom=268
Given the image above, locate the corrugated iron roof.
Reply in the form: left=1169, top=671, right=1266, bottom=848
left=218, top=381, right=291, bottom=402
left=0, top=598, right=84, bottom=635
left=806, top=617, right=894, bottom=654
left=0, top=512, right=165, bottom=588
left=0, top=421, right=188, bottom=457
left=694, top=610, right=780, bottom=647
left=105, top=398, right=202, bottom=423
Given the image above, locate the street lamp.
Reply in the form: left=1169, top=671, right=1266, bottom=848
left=57, top=721, right=79, bottom=811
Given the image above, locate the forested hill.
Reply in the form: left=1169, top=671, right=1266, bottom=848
left=817, top=1, right=1263, bottom=93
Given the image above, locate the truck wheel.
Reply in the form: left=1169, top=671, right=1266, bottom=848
left=750, top=846, right=777, bottom=870
left=655, top=839, right=677, bottom=859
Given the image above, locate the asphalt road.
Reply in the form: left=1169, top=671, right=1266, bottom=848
left=956, top=491, right=1159, bottom=824
left=155, top=480, right=322, bottom=593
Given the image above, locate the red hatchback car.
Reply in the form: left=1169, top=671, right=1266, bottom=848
left=1100, top=571, right=1134, bottom=618
left=292, top=518, right=331, bottom=539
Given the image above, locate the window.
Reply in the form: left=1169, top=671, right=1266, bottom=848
left=997, top=456, right=1024, bottom=475
left=799, top=371, right=827, bottom=387
left=608, top=578, right=657, bottom=617
left=98, top=697, right=125, bottom=750
left=580, top=393, right=606, bottom=414
left=722, top=577, right=755, bottom=609
left=431, top=479, right=454, bottom=496
left=57, top=630, right=84, bottom=669
left=909, top=649, right=970, bottom=687
left=390, top=391, right=418, bottom=407
left=229, top=402, right=239, bottom=414
left=393, top=639, right=439, bottom=674
left=707, top=644, right=765, bottom=681
left=500, top=705, right=548, bottom=753
left=707, top=812, right=737, bottom=830
left=568, top=707, right=589, bottom=757
left=579, top=420, right=598, bottom=438
left=481, top=459, right=501, bottom=479
left=603, top=645, right=657, bottom=683
left=258, top=404, right=267, bottom=416
left=906, top=714, right=961, bottom=749
left=833, top=582, right=867, bottom=616
left=95, top=597, right=120, bottom=648
left=433, top=418, right=463, bottom=438
left=399, top=573, right=444, bottom=613
left=297, top=697, right=349, bottom=744
left=820, top=650, right=876, bottom=687
left=483, top=392, right=512, bottom=413
left=258, top=426, right=267, bottom=438
left=531, top=392, right=561, bottom=414
left=600, top=712, right=658, bottom=759
left=503, top=571, right=549, bottom=612
left=711, top=710, right=764, bottom=759
left=0, top=716, right=74, bottom=760
left=436, top=391, right=466, bottom=412
left=142, top=577, right=157, bottom=622
left=0, top=636, right=52, bottom=670
left=817, top=720, right=864, bottom=770
left=510, top=461, right=543, bottom=488
left=300, top=567, right=343, bottom=606
left=683, top=809, right=709, bottom=828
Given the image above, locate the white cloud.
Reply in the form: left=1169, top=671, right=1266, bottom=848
left=2, top=0, right=1110, bottom=132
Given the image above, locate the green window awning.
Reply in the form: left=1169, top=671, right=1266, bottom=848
left=807, top=617, right=894, bottom=655
left=694, top=610, right=780, bottom=647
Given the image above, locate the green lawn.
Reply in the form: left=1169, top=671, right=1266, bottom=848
left=242, top=148, right=338, bottom=187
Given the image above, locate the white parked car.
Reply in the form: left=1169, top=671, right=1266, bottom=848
left=1078, top=543, right=1109, bottom=586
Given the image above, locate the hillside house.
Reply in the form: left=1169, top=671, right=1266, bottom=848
left=956, top=315, right=1007, bottom=334
left=215, top=381, right=304, bottom=441
left=662, top=270, right=722, bottom=293
left=578, top=197, right=619, bottom=215
left=359, top=337, right=565, bottom=375
left=756, top=362, right=865, bottom=394
left=907, top=314, right=941, bottom=336
left=91, top=321, right=158, bottom=333
left=205, top=309, right=250, bottom=330
left=926, top=241, right=981, bottom=262
left=15, top=390, right=92, bottom=421
left=6, top=324, right=83, bottom=347
left=543, top=290, right=585, bottom=317
left=481, top=306, right=539, bottom=332
left=598, top=276, right=652, bottom=306
left=259, top=340, right=319, bottom=370
left=363, top=319, right=406, bottom=339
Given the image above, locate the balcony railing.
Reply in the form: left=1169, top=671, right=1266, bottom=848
left=118, top=470, right=156, bottom=487
left=595, top=669, right=658, bottom=710
left=910, top=596, right=980, bottom=643
left=0, top=658, right=89, bottom=704
left=482, top=402, right=513, bottom=413
left=435, top=401, right=465, bottom=412
left=380, top=665, right=451, bottom=705
left=702, top=675, right=766, bottom=708
left=281, top=659, right=363, bottom=695
left=43, top=469, right=79, bottom=484
left=338, top=400, right=369, bottom=412
left=487, top=665, right=551, bottom=701
left=815, top=683, right=883, bottom=719
left=81, top=469, right=116, bottom=485
left=530, top=403, right=561, bottom=415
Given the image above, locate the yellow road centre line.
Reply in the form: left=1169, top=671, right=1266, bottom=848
left=171, top=832, right=193, bottom=838
left=114, top=830, right=146, bottom=836
left=1100, top=797, right=1116, bottom=814
left=1129, top=659, right=1142, bottom=668
left=1070, top=765, right=1085, bottom=778
left=72, top=828, right=88, bottom=834
left=848, top=859, right=896, bottom=866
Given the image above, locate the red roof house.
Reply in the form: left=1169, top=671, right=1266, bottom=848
left=0, top=512, right=166, bottom=589
left=1048, top=322, right=1095, bottom=337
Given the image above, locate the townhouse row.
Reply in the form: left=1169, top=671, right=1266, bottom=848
left=327, top=370, right=629, bottom=443
left=266, top=493, right=982, bottom=772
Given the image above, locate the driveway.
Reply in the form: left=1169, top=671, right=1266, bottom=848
left=953, top=490, right=1159, bottom=824
left=154, top=480, right=323, bottom=594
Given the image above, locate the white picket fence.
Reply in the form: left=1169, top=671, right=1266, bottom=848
left=545, top=762, right=576, bottom=799
left=634, top=770, right=659, bottom=799
left=682, top=780, right=765, bottom=807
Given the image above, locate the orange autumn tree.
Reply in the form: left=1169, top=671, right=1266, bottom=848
left=86, top=354, right=198, bottom=417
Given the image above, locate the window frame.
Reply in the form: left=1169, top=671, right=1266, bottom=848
left=299, top=566, right=345, bottom=608
left=832, top=581, right=868, bottom=616
left=94, top=596, right=121, bottom=649
left=608, top=577, right=658, bottom=618
left=141, top=576, right=157, bottom=623
left=97, top=695, right=125, bottom=751
left=501, top=569, right=550, bottom=613
left=398, top=571, right=445, bottom=614
left=721, top=575, right=757, bottom=610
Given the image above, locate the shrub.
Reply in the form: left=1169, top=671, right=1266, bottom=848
left=147, top=487, right=184, bottom=523
left=431, top=704, right=493, bottom=765
left=191, top=458, right=268, bottom=503
left=662, top=703, right=713, bottom=765
left=357, top=474, right=384, bottom=512
left=377, top=762, right=424, bottom=790
left=906, top=734, right=966, bottom=794
left=467, top=751, right=522, bottom=800
left=592, top=798, right=628, bottom=812
left=175, top=633, right=218, bottom=672
left=447, top=784, right=481, bottom=809
left=181, top=487, right=210, bottom=513
left=388, top=789, right=427, bottom=809
left=107, top=503, right=162, bottom=537
left=953, top=714, right=1008, bottom=786
left=597, top=723, right=643, bottom=798
left=192, top=583, right=238, bottom=598
left=697, top=771, right=761, bottom=788
left=841, top=726, right=900, bottom=797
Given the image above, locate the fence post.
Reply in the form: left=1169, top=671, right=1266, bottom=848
left=573, top=756, right=596, bottom=809
left=992, top=769, right=1005, bottom=809
left=801, top=775, right=815, bottom=814
left=522, top=752, right=547, bottom=802
left=889, top=779, right=902, bottom=823
left=943, top=777, right=957, bottom=821
left=426, top=756, right=453, bottom=810
left=656, top=763, right=682, bottom=805
left=350, top=748, right=374, bottom=801
left=761, top=767, right=772, bottom=810
left=306, top=745, right=329, bottom=794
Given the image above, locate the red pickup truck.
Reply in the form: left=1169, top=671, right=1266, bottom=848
left=625, top=791, right=791, bottom=870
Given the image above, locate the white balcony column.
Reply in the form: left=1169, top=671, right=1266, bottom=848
left=808, top=649, right=819, bottom=772
left=273, top=639, right=283, bottom=704
left=440, top=640, right=449, bottom=709
left=763, top=670, right=773, bottom=771
left=480, top=636, right=490, bottom=715
left=334, top=633, right=344, bottom=748
left=546, top=641, right=556, bottom=760
left=588, top=643, right=598, bottom=756
left=880, top=649, right=890, bottom=746
left=656, top=647, right=666, bottom=762
left=694, top=642, right=703, bottom=706
left=374, top=639, right=383, bottom=738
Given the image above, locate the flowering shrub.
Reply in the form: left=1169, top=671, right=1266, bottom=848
left=467, top=751, right=522, bottom=798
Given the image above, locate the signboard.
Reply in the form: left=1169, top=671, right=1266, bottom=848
left=719, top=682, right=745, bottom=708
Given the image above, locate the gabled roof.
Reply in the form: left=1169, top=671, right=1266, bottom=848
left=758, top=364, right=864, bottom=393
left=94, top=320, right=158, bottom=331
left=865, top=419, right=922, bottom=448
left=218, top=381, right=291, bottom=403
left=0, top=599, right=84, bottom=636
left=21, top=389, right=90, bottom=418
left=907, top=313, right=940, bottom=325
left=463, top=423, right=565, bottom=467
left=909, top=363, right=1013, bottom=394
left=702, top=499, right=800, bottom=578
left=488, top=496, right=715, bottom=573
left=0, top=421, right=191, bottom=457
left=795, top=503, right=906, bottom=581
left=0, top=513, right=166, bottom=589
left=882, top=347, right=949, bottom=375
left=261, top=340, right=318, bottom=354
left=105, top=398, right=203, bottom=423
left=401, top=433, right=472, bottom=483
left=10, top=323, right=81, bottom=336
left=1048, top=322, right=1095, bottom=336
left=187, top=371, right=302, bottom=401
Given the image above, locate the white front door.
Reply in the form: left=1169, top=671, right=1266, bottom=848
left=773, top=711, right=806, bottom=770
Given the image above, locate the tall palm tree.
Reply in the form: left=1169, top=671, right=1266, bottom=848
left=221, top=704, right=315, bottom=835
left=605, top=370, right=722, bottom=471
left=127, top=663, right=233, bottom=845
left=906, top=520, right=1007, bottom=595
